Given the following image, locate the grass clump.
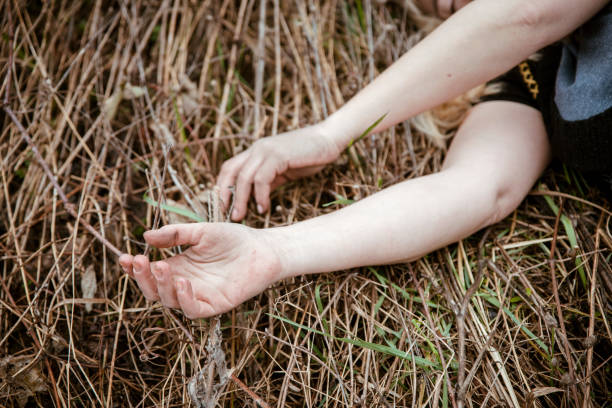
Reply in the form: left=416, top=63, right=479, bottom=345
left=0, top=1, right=610, bottom=407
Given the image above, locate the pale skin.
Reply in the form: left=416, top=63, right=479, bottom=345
left=119, top=0, right=608, bottom=318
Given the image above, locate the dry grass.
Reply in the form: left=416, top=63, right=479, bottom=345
left=1, top=1, right=611, bottom=407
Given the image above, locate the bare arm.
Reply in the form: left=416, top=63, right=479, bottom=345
left=217, top=0, right=607, bottom=220
left=118, top=0, right=604, bottom=317
left=270, top=101, right=550, bottom=277
left=322, top=0, right=608, bottom=148
left=120, top=101, right=551, bottom=318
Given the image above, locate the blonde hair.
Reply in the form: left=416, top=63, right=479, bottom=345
left=400, top=0, right=483, bottom=148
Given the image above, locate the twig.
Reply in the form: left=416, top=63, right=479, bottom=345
left=365, top=0, right=377, bottom=166
left=272, top=0, right=281, bottom=136
left=457, top=326, right=497, bottom=400
left=549, top=198, right=580, bottom=404
left=582, top=213, right=603, bottom=408
left=212, top=0, right=249, bottom=167
left=229, top=374, right=271, bottom=408
left=254, top=0, right=266, bottom=134
left=3, top=106, right=122, bottom=257
left=409, top=264, right=457, bottom=408
left=530, top=190, right=612, bottom=216
left=3, top=4, right=12, bottom=108
left=456, top=228, right=490, bottom=407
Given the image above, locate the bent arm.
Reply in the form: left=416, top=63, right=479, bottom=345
left=269, top=102, right=550, bottom=277
left=322, top=0, right=608, bottom=148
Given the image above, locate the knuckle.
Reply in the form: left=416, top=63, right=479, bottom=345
left=219, top=160, right=233, bottom=174
left=220, top=155, right=244, bottom=173
left=236, top=172, right=252, bottom=187
left=253, top=173, right=269, bottom=185
left=252, top=139, right=267, bottom=149
left=253, top=141, right=274, bottom=155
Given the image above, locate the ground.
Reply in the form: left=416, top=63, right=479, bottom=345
left=1, top=1, right=610, bottom=407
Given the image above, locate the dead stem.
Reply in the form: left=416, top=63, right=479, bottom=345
left=3, top=106, right=122, bottom=257
left=1, top=1, right=610, bottom=407
left=549, top=198, right=580, bottom=403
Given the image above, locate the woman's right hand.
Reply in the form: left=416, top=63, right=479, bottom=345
left=216, top=123, right=341, bottom=221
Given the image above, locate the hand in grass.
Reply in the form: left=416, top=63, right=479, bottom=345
left=118, top=223, right=283, bottom=318
left=216, top=123, right=341, bottom=221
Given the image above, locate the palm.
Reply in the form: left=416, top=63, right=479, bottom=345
left=167, top=225, right=280, bottom=314
left=119, top=223, right=282, bottom=318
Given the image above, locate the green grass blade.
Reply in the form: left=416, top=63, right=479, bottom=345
left=172, top=99, right=192, bottom=167
left=314, top=284, right=330, bottom=333
left=368, top=267, right=444, bottom=310
left=172, top=99, right=187, bottom=143
left=347, top=113, right=387, bottom=148
left=542, top=194, right=587, bottom=288
left=143, top=195, right=205, bottom=222
left=315, top=284, right=324, bottom=315
left=322, top=198, right=355, bottom=207
left=354, top=0, right=366, bottom=32
left=373, top=293, right=386, bottom=316
left=480, top=294, right=549, bottom=353
left=269, top=313, right=446, bottom=369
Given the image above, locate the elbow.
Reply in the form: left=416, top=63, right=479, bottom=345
left=484, top=182, right=526, bottom=227
left=508, top=0, right=569, bottom=49
left=444, top=167, right=531, bottom=231
left=513, top=1, right=548, bottom=30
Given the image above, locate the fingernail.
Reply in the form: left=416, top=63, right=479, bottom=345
left=134, top=264, right=142, bottom=274
left=257, top=204, right=264, bottom=214
left=232, top=209, right=239, bottom=219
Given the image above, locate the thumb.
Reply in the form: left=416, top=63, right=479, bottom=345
left=143, top=223, right=205, bottom=248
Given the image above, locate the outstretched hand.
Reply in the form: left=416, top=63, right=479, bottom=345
left=216, top=124, right=340, bottom=221
left=119, top=223, right=283, bottom=318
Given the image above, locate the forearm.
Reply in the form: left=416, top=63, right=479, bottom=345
left=268, top=99, right=551, bottom=278
left=268, top=168, right=497, bottom=277
left=322, top=0, right=607, bottom=148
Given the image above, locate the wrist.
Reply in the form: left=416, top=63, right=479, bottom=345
left=259, top=226, right=304, bottom=281
left=318, top=113, right=358, bottom=152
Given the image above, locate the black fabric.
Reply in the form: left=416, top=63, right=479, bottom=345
left=479, top=44, right=612, bottom=184
left=480, top=45, right=561, bottom=112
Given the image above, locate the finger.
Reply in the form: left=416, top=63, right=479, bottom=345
left=176, top=278, right=216, bottom=319
left=151, top=261, right=179, bottom=308
left=119, top=253, right=134, bottom=278
left=217, top=153, right=249, bottom=210
left=253, top=160, right=283, bottom=214
left=267, top=164, right=324, bottom=194
left=232, top=157, right=264, bottom=221
left=144, top=223, right=204, bottom=248
left=437, top=0, right=452, bottom=17
left=132, top=255, right=160, bottom=301
left=270, top=175, right=288, bottom=191
left=453, top=0, right=471, bottom=12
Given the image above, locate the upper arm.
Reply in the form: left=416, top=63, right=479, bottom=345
left=498, top=0, right=609, bottom=49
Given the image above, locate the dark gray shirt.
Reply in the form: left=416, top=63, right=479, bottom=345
left=555, top=3, right=612, bottom=121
